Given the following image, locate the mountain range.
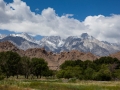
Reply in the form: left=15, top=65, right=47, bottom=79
left=0, top=41, right=97, bottom=70
left=0, top=33, right=120, bottom=56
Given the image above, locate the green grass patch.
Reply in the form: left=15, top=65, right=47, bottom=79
left=0, top=79, right=120, bottom=90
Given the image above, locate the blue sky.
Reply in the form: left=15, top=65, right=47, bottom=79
left=4, top=0, right=120, bottom=20
left=0, top=0, right=120, bottom=42
left=27, top=0, right=120, bottom=20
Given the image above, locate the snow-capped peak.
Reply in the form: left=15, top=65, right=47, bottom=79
left=0, top=32, right=120, bottom=56
left=0, top=34, right=7, bottom=39
left=66, top=33, right=94, bottom=40
left=40, top=36, right=65, bottom=47
left=10, top=33, right=35, bottom=43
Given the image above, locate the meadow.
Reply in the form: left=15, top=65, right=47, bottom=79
left=1, top=51, right=120, bottom=90
left=0, top=78, right=120, bottom=90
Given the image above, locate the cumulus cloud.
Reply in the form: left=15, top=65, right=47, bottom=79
left=84, top=15, right=120, bottom=43
left=0, top=0, right=120, bottom=43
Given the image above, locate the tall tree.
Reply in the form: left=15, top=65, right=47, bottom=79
left=31, top=58, right=48, bottom=78
left=0, top=51, right=21, bottom=78
left=0, top=52, right=10, bottom=78
left=21, top=56, right=31, bottom=79
left=6, top=51, right=21, bottom=78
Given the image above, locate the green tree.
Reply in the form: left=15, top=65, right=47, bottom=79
left=94, top=64, right=112, bottom=81
left=83, top=60, right=93, bottom=69
left=74, top=60, right=84, bottom=67
left=31, top=58, right=48, bottom=78
left=57, top=66, right=83, bottom=79
left=94, top=57, right=120, bottom=65
left=63, top=66, right=74, bottom=79
left=21, top=56, right=31, bottom=79
left=0, top=52, right=6, bottom=66
left=0, top=52, right=8, bottom=77
left=56, top=70, right=65, bottom=78
left=84, top=67, right=95, bottom=80
left=56, top=66, right=74, bottom=79
left=113, top=69, right=120, bottom=80
left=6, top=51, right=21, bottom=78
left=57, top=57, right=120, bottom=81
left=60, top=60, right=75, bottom=69
left=0, top=51, right=21, bottom=78
left=0, top=67, right=5, bottom=80
left=72, top=66, right=83, bottom=80
left=42, top=69, right=54, bottom=77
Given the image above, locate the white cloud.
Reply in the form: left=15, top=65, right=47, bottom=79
left=84, top=15, right=120, bottom=43
left=0, top=0, right=120, bottom=43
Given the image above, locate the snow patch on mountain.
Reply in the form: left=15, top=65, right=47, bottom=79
left=10, top=33, right=36, bottom=43
left=0, top=34, right=7, bottom=39
left=0, top=32, right=120, bottom=56
left=39, top=36, right=65, bottom=51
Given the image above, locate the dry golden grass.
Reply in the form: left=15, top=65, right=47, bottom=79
left=0, top=85, right=31, bottom=90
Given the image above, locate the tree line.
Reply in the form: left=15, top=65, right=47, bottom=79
left=0, top=51, right=53, bottom=80
left=56, top=57, right=120, bottom=81
left=0, top=51, right=120, bottom=81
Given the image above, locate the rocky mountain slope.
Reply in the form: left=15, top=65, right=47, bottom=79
left=0, top=41, right=97, bottom=70
left=0, top=41, right=24, bottom=56
left=0, top=35, right=40, bottom=50
left=0, top=33, right=120, bottom=56
left=110, top=52, right=120, bottom=60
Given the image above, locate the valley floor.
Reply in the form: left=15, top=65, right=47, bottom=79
left=0, top=79, right=120, bottom=90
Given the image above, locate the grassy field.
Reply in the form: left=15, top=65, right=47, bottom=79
left=0, top=78, right=120, bottom=90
